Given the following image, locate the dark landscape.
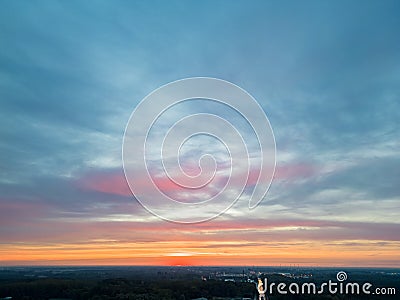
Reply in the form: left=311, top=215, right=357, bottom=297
left=0, top=266, right=398, bottom=300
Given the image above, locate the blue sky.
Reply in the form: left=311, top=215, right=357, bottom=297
left=0, top=0, right=399, bottom=266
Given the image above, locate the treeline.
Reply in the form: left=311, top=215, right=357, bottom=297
left=0, top=277, right=397, bottom=300
left=0, top=278, right=253, bottom=300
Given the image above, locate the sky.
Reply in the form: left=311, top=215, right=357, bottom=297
left=0, top=0, right=399, bottom=267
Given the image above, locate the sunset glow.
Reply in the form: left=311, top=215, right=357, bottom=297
left=1, top=1, right=399, bottom=269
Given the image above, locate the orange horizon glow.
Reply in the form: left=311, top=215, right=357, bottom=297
left=1, top=239, right=399, bottom=268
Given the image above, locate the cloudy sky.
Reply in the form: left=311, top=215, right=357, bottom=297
left=0, top=0, right=399, bottom=266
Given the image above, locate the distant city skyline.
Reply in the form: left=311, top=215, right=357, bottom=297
left=0, top=0, right=399, bottom=267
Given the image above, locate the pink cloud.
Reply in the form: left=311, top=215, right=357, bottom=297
left=0, top=199, right=53, bottom=224
left=78, top=160, right=317, bottom=200
left=78, top=168, right=225, bottom=202
left=274, top=163, right=317, bottom=180
left=78, top=170, right=132, bottom=196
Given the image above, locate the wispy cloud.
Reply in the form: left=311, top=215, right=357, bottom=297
left=0, top=0, right=399, bottom=266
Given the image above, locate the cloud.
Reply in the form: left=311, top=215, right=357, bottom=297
left=0, top=0, right=399, bottom=265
